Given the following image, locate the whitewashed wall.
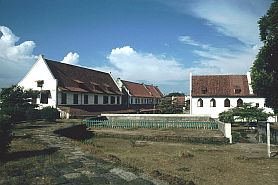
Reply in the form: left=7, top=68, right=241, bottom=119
left=18, top=56, right=57, bottom=108
left=191, top=97, right=269, bottom=118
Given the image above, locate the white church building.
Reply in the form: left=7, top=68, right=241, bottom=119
left=189, top=72, right=275, bottom=120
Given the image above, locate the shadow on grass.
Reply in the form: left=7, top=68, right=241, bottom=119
left=54, top=124, right=94, bottom=141
left=2, top=147, right=58, bottom=162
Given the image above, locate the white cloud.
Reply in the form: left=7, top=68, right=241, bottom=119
left=173, top=1, right=271, bottom=76
left=96, top=46, right=189, bottom=84
left=0, top=26, right=36, bottom=88
left=189, top=0, right=264, bottom=45
left=178, top=35, right=210, bottom=49
left=178, top=34, right=259, bottom=75
left=61, top=52, right=79, bottom=65
left=163, top=0, right=271, bottom=46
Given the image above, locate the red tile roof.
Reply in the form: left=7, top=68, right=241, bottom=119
left=121, top=80, right=163, bottom=98
left=192, top=75, right=253, bottom=97
left=45, top=59, right=122, bottom=95
left=145, top=85, right=164, bottom=98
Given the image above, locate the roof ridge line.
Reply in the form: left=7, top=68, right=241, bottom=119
left=45, top=58, right=110, bottom=75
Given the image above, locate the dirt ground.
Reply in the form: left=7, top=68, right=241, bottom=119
left=80, top=128, right=278, bottom=185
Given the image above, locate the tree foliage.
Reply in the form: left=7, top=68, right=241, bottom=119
left=251, top=0, right=278, bottom=113
left=0, top=85, right=38, bottom=122
left=0, top=114, right=12, bottom=159
left=219, top=103, right=272, bottom=123
left=157, top=97, right=183, bottom=114
left=165, top=92, right=185, bottom=97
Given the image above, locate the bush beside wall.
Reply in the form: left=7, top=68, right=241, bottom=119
left=41, top=107, right=60, bottom=122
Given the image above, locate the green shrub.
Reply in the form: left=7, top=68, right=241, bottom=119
left=219, top=110, right=234, bottom=123
left=25, top=108, right=40, bottom=121
left=0, top=113, right=12, bottom=159
left=232, top=131, right=241, bottom=143
left=1, top=107, right=26, bottom=122
left=40, top=107, right=59, bottom=122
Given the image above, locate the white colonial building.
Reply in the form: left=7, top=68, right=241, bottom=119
left=19, top=55, right=124, bottom=117
left=189, top=72, right=274, bottom=120
left=115, top=79, right=163, bottom=112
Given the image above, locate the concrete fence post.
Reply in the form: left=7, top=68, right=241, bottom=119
left=267, top=122, right=271, bottom=158
left=225, top=123, right=232, bottom=144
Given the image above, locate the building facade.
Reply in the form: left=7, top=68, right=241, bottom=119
left=190, top=72, right=274, bottom=119
left=19, top=55, right=124, bottom=117
left=116, top=79, right=163, bottom=112
left=19, top=55, right=164, bottom=117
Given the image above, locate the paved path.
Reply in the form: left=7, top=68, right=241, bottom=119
left=32, top=121, right=168, bottom=185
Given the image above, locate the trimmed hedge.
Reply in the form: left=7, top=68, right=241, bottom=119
left=41, top=107, right=60, bottom=122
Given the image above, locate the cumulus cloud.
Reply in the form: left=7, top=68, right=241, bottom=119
left=96, top=46, right=189, bottom=84
left=0, top=26, right=36, bottom=88
left=61, top=52, right=79, bottom=65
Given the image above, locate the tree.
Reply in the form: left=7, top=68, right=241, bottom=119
left=0, top=85, right=38, bottom=122
left=219, top=103, right=272, bottom=123
left=165, top=92, right=185, bottom=97
left=251, top=1, right=278, bottom=113
left=157, top=97, right=183, bottom=114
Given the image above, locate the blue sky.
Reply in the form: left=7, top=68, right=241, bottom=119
left=0, top=0, right=272, bottom=94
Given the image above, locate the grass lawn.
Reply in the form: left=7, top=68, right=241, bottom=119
left=0, top=121, right=81, bottom=185
left=78, top=130, right=278, bottom=185
left=1, top=120, right=278, bottom=185
left=0, top=136, right=69, bottom=185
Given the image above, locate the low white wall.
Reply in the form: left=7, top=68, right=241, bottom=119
left=101, top=114, right=211, bottom=121
left=101, top=114, right=210, bottom=118
left=217, top=121, right=232, bottom=143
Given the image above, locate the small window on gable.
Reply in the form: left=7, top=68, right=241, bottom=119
left=37, top=80, right=44, bottom=88
left=40, top=90, right=50, bottom=104
left=201, top=86, right=207, bottom=94
left=237, top=98, right=243, bottom=107
left=197, top=98, right=203, bottom=107
left=234, top=86, right=241, bottom=94
left=224, top=98, right=230, bottom=107
left=210, top=98, right=216, bottom=107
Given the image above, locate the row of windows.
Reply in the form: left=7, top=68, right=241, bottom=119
left=130, top=98, right=158, bottom=104
left=61, top=93, right=120, bottom=105
left=197, top=98, right=259, bottom=108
